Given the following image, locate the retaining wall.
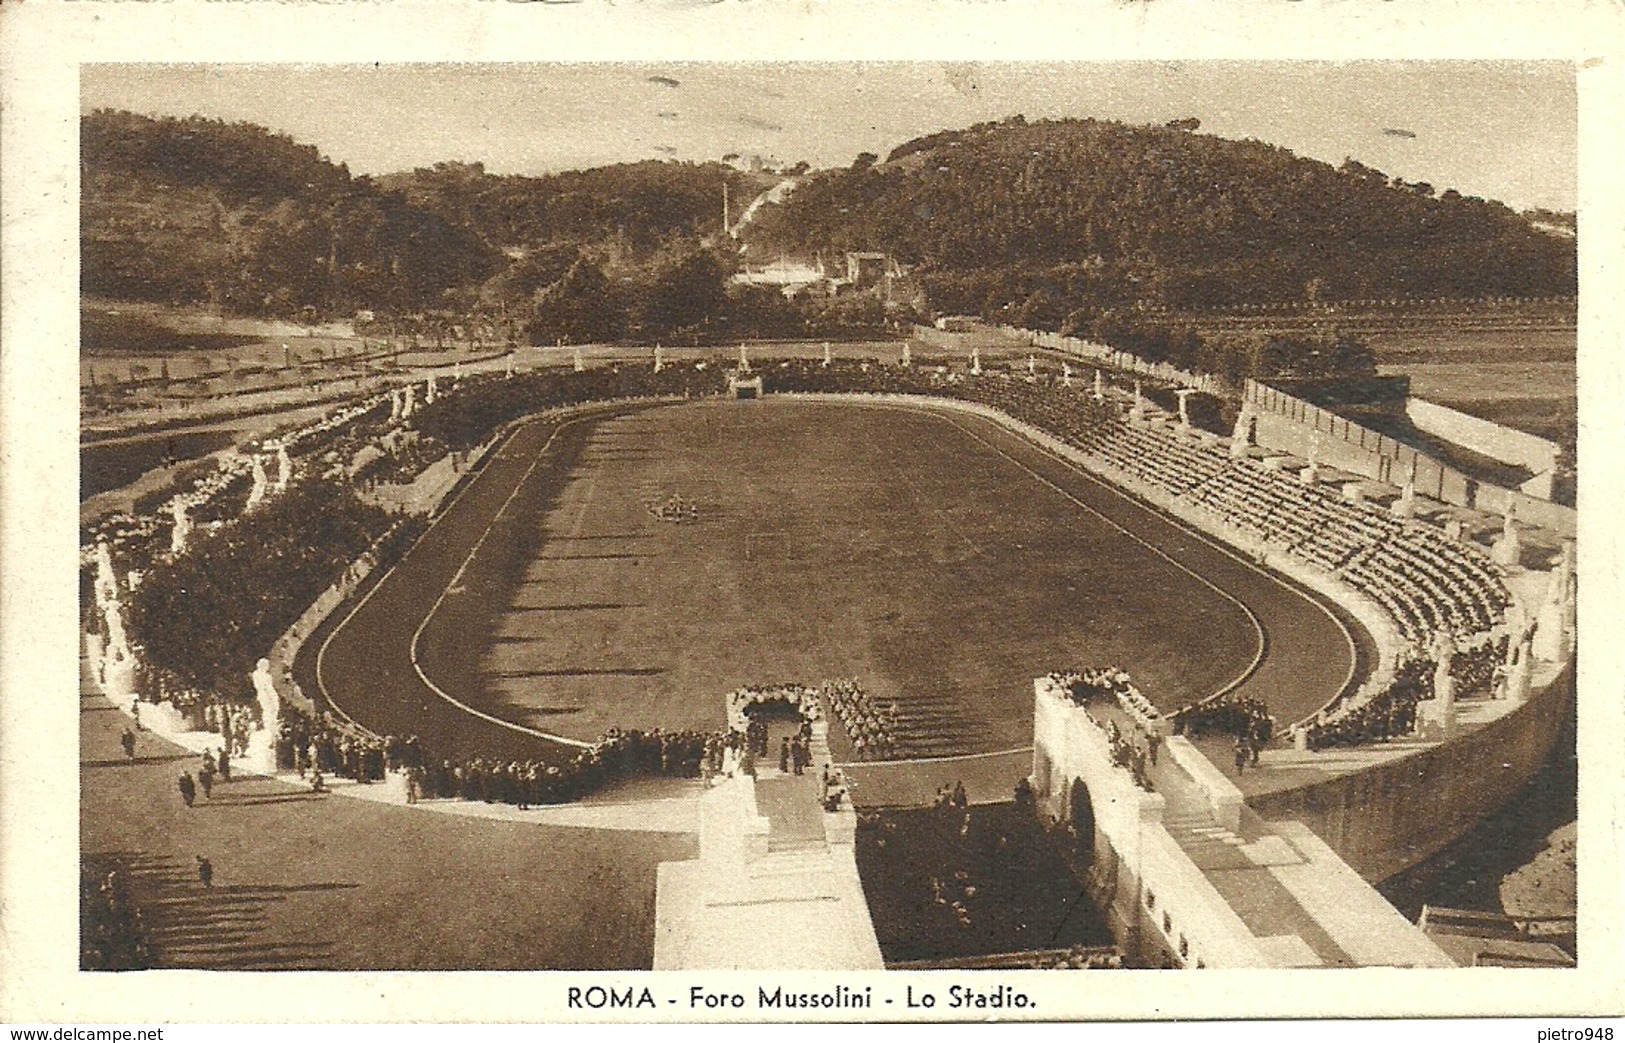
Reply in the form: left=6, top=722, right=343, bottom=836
left=1250, top=660, right=1573, bottom=883
left=1404, top=398, right=1560, bottom=477
left=1031, top=681, right=1270, bottom=968
left=1246, top=380, right=1576, bottom=538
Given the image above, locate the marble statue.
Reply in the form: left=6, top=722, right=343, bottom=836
left=1300, top=434, right=1321, bottom=485
left=1392, top=460, right=1417, bottom=517
left=169, top=498, right=191, bottom=556
left=247, top=454, right=269, bottom=509
left=1491, top=500, right=1522, bottom=567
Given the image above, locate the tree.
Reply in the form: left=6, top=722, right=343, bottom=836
left=628, top=250, right=729, bottom=340
left=526, top=259, right=624, bottom=345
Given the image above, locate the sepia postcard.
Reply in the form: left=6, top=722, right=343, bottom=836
left=2, top=0, right=1622, bottom=1029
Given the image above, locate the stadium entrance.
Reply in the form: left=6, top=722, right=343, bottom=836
left=728, top=374, right=764, bottom=399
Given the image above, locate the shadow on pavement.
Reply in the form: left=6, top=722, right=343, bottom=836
left=90, top=850, right=357, bottom=970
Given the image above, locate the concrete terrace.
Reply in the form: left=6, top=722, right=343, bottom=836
left=653, top=721, right=885, bottom=971
left=81, top=665, right=698, bottom=970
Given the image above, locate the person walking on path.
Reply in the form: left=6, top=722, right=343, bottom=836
left=217, top=746, right=231, bottom=782
left=779, top=737, right=790, bottom=774
left=199, top=762, right=215, bottom=800
left=130, top=698, right=143, bottom=731
left=196, top=856, right=213, bottom=888
left=120, top=728, right=136, bottom=761
left=178, top=772, right=197, bottom=807
left=1232, top=737, right=1249, bottom=775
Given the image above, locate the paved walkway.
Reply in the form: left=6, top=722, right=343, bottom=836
left=82, top=672, right=696, bottom=970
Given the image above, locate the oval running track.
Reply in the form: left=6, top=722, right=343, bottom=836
left=300, top=397, right=1372, bottom=770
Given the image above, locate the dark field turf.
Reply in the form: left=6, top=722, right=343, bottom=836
left=307, top=398, right=1363, bottom=770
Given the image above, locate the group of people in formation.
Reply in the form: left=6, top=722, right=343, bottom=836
left=821, top=679, right=901, bottom=761
left=1171, top=694, right=1276, bottom=772
left=646, top=492, right=699, bottom=524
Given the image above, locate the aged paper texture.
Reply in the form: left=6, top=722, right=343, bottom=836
left=2, top=0, right=1622, bottom=1026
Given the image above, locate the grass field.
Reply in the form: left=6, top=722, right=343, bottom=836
left=416, top=399, right=1261, bottom=756
left=1367, top=327, right=1576, bottom=441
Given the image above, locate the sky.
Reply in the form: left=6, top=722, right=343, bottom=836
left=81, top=61, right=1577, bottom=212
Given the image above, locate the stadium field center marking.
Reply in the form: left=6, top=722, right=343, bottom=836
left=322, top=394, right=1356, bottom=761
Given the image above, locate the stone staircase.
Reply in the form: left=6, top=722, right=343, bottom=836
left=652, top=719, right=884, bottom=970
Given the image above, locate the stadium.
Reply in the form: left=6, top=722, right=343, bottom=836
left=70, top=66, right=1582, bottom=980
left=81, top=340, right=1575, bottom=972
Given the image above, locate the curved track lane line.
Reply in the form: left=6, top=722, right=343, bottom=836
left=928, top=406, right=1360, bottom=705
left=819, top=398, right=1360, bottom=766
left=315, top=405, right=633, bottom=750
left=315, top=395, right=1362, bottom=769
left=405, top=416, right=597, bottom=749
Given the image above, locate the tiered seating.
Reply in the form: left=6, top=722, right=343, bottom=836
left=1070, top=415, right=1509, bottom=653
left=767, top=359, right=1512, bottom=662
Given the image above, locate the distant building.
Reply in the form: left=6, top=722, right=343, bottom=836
left=731, top=256, right=832, bottom=298
left=845, top=252, right=891, bottom=290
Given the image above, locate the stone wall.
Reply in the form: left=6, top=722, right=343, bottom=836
left=1250, top=659, right=1573, bottom=883
left=1031, top=679, right=1270, bottom=968
left=1405, top=397, right=1560, bottom=480
left=1246, top=380, right=1576, bottom=538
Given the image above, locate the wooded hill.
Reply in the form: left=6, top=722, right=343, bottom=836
left=739, top=116, right=1576, bottom=321
left=83, top=110, right=1574, bottom=334
left=82, top=110, right=761, bottom=321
